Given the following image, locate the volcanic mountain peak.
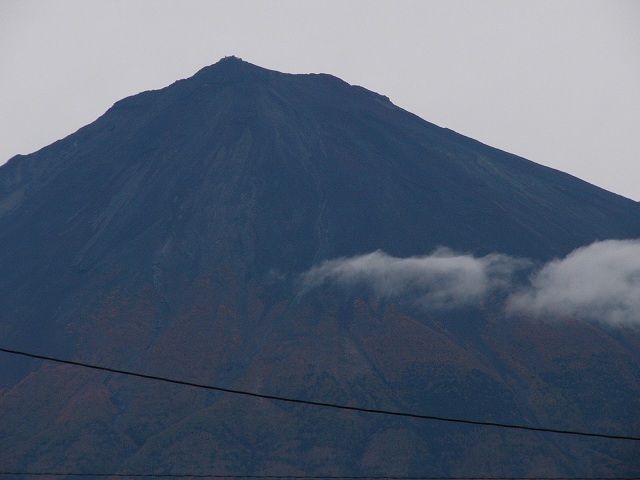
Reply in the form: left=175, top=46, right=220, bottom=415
left=219, top=54, right=245, bottom=63
left=195, top=54, right=272, bottom=78
left=1, top=58, right=640, bottom=476
left=1, top=57, right=640, bottom=274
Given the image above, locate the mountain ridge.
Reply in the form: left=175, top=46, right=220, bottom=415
left=4, top=55, right=636, bottom=202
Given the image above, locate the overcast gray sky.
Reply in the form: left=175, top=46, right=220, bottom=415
left=1, top=0, right=639, bottom=199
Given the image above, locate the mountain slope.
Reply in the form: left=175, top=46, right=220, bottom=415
left=1, top=56, right=639, bottom=476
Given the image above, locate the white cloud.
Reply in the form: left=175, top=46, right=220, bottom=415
left=301, top=248, right=529, bottom=310
left=506, top=239, right=640, bottom=326
left=302, top=240, right=640, bottom=326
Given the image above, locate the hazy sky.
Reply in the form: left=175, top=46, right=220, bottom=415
left=1, top=0, right=639, bottom=199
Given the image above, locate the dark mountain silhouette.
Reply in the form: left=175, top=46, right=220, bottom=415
left=1, top=56, right=639, bottom=476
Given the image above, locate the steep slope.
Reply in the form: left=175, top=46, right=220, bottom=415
left=1, top=56, right=639, bottom=476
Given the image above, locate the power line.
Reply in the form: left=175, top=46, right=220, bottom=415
left=1, top=473, right=638, bottom=479
left=1, top=347, right=639, bottom=442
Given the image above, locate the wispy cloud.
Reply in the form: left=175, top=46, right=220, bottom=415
left=301, top=248, right=529, bottom=310
left=506, top=239, right=640, bottom=326
left=301, top=240, right=640, bottom=326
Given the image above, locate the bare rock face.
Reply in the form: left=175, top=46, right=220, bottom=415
left=1, top=57, right=639, bottom=476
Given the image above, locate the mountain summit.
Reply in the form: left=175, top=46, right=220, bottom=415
left=1, top=58, right=639, bottom=476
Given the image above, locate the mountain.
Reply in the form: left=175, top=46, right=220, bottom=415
left=1, top=56, right=639, bottom=477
